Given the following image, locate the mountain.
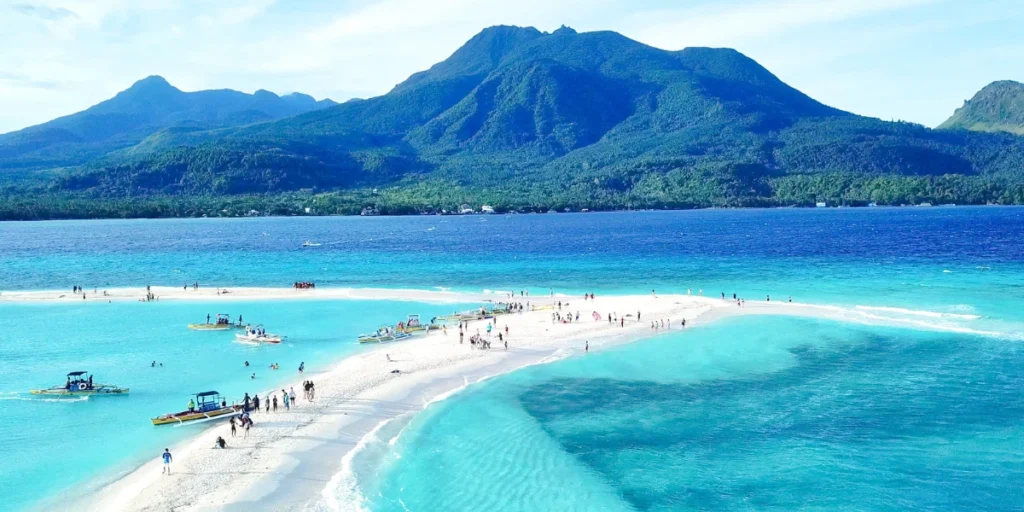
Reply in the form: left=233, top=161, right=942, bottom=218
left=0, top=76, right=336, bottom=170
left=3, top=26, right=1024, bottom=219
left=939, top=80, right=1024, bottom=135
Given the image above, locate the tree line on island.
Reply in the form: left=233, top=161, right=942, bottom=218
left=2, top=25, right=1024, bottom=220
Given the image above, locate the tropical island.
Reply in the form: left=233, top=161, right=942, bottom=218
left=2, top=25, right=1024, bottom=220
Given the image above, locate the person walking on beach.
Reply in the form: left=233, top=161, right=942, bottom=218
left=585, top=341, right=589, bottom=353
left=161, top=449, right=172, bottom=475
left=244, top=419, right=251, bottom=438
left=272, top=395, right=278, bottom=412
left=230, top=416, right=237, bottom=437
left=253, top=394, right=260, bottom=413
left=282, top=390, right=290, bottom=411
left=289, top=387, right=297, bottom=408
left=309, top=381, right=315, bottom=401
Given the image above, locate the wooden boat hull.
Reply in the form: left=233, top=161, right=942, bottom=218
left=358, top=333, right=412, bottom=344
left=151, top=405, right=241, bottom=425
left=30, top=387, right=129, bottom=396
left=188, top=323, right=238, bottom=331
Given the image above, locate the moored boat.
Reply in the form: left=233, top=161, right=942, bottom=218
left=151, top=391, right=240, bottom=426
left=302, top=240, right=321, bottom=247
left=358, top=325, right=412, bottom=344
left=400, top=314, right=441, bottom=333
left=188, top=313, right=245, bottom=331
left=30, top=371, right=129, bottom=396
left=235, top=325, right=283, bottom=344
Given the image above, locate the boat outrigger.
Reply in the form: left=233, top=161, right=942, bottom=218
left=188, top=313, right=245, bottom=331
left=358, top=325, right=413, bottom=344
left=151, top=391, right=241, bottom=426
left=400, top=314, right=440, bottom=333
left=437, top=304, right=515, bottom=322
left=235, top=325, right=283, bottom=344
left=31, top=371, right=129, bottom=396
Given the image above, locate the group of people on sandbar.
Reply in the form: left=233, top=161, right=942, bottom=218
left=294, top=281, right=316, bottom=289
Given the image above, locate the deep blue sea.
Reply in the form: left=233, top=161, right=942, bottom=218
left=1, top=208, right=1022, bottom=511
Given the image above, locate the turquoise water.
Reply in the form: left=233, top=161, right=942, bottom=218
left=357, top=317, right=1024, bottom=511
left=1, top=208, right=1023, bottom=511
left=0, top=299, right=468, bottom=511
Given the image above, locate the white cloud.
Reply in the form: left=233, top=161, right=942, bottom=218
left=0, top=0, right=1021, bottom=133
left=627, top=0, right=944, bottom=49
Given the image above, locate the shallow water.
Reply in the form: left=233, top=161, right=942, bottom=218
left=1, top=207, right=1023, bottom=511
left=359, top=317, right=1024, bottom=512
left=0, top=299, right=466, bottom=511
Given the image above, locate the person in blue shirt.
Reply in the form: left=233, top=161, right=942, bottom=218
left=161, top=449, right=173, bottom=475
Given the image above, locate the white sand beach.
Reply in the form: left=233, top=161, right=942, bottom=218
left=0, top=285, right=484, bottom=304
left=68, top=289, right=992, bottom=512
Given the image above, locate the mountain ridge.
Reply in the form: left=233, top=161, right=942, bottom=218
left=0, top=76, right=336, bottom=169
left=3, top=25, right=1024, bottom=219
left=939, top=80, right=1024, bottom=135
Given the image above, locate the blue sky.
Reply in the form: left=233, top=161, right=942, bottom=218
left=1, top=0, right=1022, bottom=134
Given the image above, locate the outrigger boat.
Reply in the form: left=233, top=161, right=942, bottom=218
left=188, top=313, right=245, bottom=331
left=30, top=371, right=129, bottom=396
left=235, top=325, right=283, bottom=344
left=151, top=391, right=241, bottom=426
left=400, top=314, right=441, bottom=333
left=358, top=325, right=412, bottom=344
left=437, top=304, right=513, bottom=322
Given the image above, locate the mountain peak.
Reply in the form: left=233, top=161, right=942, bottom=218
left=552, top=25, right=577, bottom=36
left=392, top=25, right=544, bottom=93
left=253, top=89, right=279, bottom=99
left=126, top=75, right=178, bottom=93
left=939, top=80, right=1024, bottom=135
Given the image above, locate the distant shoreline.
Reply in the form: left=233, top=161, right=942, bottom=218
left=0, top=202, right=1008, bottom=224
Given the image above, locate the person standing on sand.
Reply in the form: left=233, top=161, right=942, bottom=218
left=161, top=449, right=172, bottom=475
left=282, top=390, right=290, bottom=410
left=637, top=311, right=641, bottom=321
left=289, top=387, right=297, bottom=407
left=585, top=341, right=589, bottom=353
left=230, top=416, right=237, bottom=437
left=253, top=394, right=260, bottom=412
left=272, top=395, right=278, bottom=412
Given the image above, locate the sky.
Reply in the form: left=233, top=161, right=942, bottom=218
left=1, top=0, right=1022, bottom=134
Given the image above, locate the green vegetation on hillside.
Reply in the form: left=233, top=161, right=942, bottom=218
left=2, top=26, right=1024, bottom=220
left=939, top=80, right=1024, bottom=135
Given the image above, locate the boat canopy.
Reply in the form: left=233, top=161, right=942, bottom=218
left=196, top=391, right=220, bottom=398
left=68, top=371, right=88, bottom=377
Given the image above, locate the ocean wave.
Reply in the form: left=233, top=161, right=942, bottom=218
left=0, top=395, right=89, bottom=403
left=318, top=415, right=396, bottom=512
left=854, top=305, right=981, bottom=320
left=852, top=312, right=1019, bottom=340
